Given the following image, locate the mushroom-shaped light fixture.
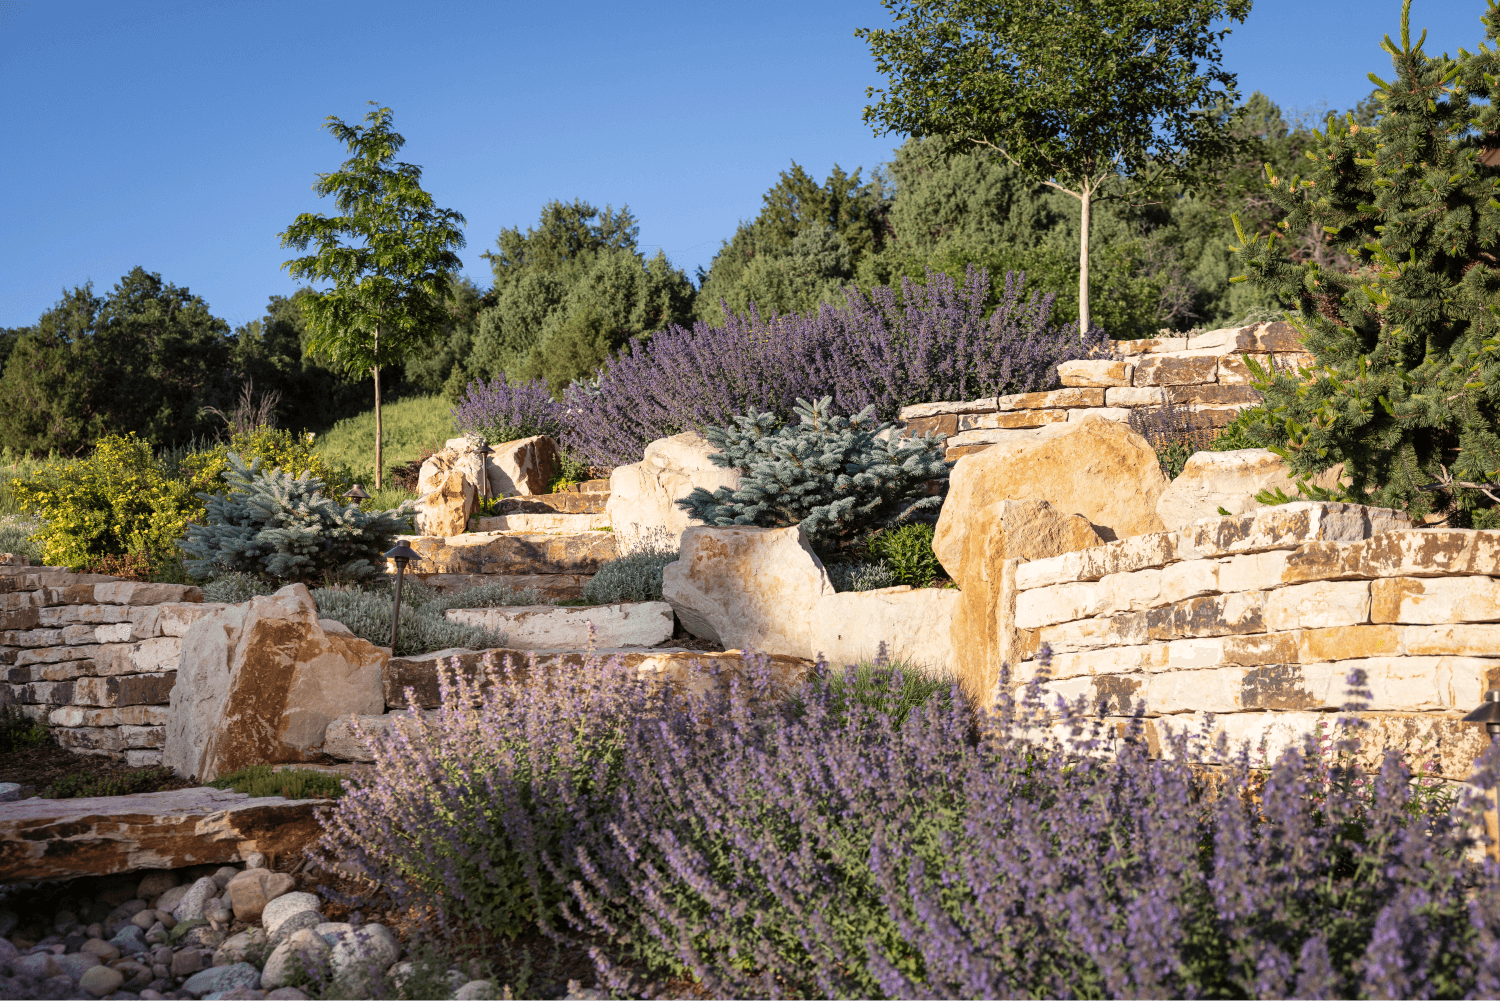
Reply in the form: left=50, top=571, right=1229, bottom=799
left=1464, top=689, right=1500, bottom=744
left=383, top=542, right=422, bottom=651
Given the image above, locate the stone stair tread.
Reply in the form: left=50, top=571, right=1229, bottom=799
left=469, top=512, right=610, bottom=533
left=398, top=531, right=619, bottom=576
left=499, top=490, right=608, bottom=515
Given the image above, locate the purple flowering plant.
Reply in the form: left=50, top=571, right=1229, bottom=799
left=450, top=375, right=566, bottom=445
left=316, top=649, right=1500, bottom=999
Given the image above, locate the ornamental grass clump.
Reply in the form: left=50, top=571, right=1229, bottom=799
left=562, top=267, right=1101, bottom=467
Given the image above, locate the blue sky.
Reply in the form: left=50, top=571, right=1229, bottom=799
left=0, top=0, right=1489, bottom=329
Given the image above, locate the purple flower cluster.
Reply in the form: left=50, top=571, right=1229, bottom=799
left=559, top=267, right=1104, bottom=468
left=316, top=654, right=1500, bottom=999
left=450, top=375, right=566, bottom=444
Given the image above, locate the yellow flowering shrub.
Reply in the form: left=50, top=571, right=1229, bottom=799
left=14, top=434, right=200, bottom=570
left=178, top=428, right=354, bottom=499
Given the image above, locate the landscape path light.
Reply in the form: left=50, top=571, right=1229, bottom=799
left=344, top=484, right=370, bottom=504
left=1463, top=689, right=1500, bottom=860
left=383, top=542, right=421, bottom=651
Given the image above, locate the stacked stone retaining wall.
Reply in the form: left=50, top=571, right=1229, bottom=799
left=899, top=321, right=1311, bottom=461
left=1, top=567, right=217, bottom=766
left=1004, top=503, right=1497, bottom=780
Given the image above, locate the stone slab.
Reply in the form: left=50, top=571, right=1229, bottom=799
left=1057, top=359, right=1134, bottom=388
left=808, top=587, right=958, bottom=675
left=444, top=601, right=675, bottom=649
left=401, top=531, right=619, bottom=576
left=468, top=512, right=612, bottom=533
left=1284, top=530, right=1500, bottom=583
left=0, top=787, right=332, bottom=884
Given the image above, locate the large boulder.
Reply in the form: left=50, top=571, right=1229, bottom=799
left=165, top=584, right=388, bottom=782
left=606, top=432, right=741, bottom=549
left=486, top=435, right=559, bottom=497
left=662, top=524, right=833, bottom=657
left=1155, top=448, right=1343, bottom=531
left=808, top=587, right=959, bottom=675
left=415, top=438, right=489, bottom=537
left=939, top=416, right=1168, bottom=543
left=933, top=498, right=1103, bottom=702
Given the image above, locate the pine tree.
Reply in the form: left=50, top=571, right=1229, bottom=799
left=1231, top=0, right=1500, bottom=523
left=679, top=397, right=947, bottom=546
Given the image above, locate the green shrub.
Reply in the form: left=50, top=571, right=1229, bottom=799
left=0, top=701, right=50, bottom=753
left=0, top=516, right=43, bottom=565
left=201, top=572, right=276, bottom=603
left=42, top=766, right=177, bottom=799
left=209, top=764, right=346, bottom=800
left=866, top=522, right=942, bottom=587
left=177, top=426, right=354, bottom=500
left=784, top=655, right=970, bottom=731
left=183, top=454, right=414, bottom=583
left=13, top=433, right=200, bottom=571
left=416, top=581, right=545, bottom=614
left=312, top=586, right=505, bottom=656
left=581, top=538, right=679, bottom=604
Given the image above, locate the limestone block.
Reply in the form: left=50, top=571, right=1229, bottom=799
left=1016, top=582, right=1104, bottom=629
left=444, top=601, right=674, bottom=650
left=1038, top=610, right=1150, bottom=653
left=414, top=469, right=475, bottom=539
left=1156, top=450, right=1301, bottom=531
left=93, top=582, right=202, bottom=605
left=164, top=584, right=388, bottom=782
left=606, top=432, right=742, bottom=550
left=1400, top=624, right=1500, bottom=661
left=71, top=672, right=174, bottom=707
left=16, top=642, right=99, bottom=665
left=25, top=660, right=97, bottom=682
left=940, top=417, right=1168, bottom=543
left=808, top=587, right=958, bottom=674
left=1105, top=386, right=1167, bottom=406
left=1371, top=575, right=1500, bottom=623
left=1216, top=354, right=1272, bottom=385
left=159, top=602, right=227, bottom=637
left=323, top=711, right=438, bottom=763
left=37, top=604, right=128, bottom=626
left=1284, top=530, right=1500, bottom=583
left=1189, top=502, right=1412, bottom=560
left=902, top=414, right=957, bottom=438
left=48, top=705, right=171, bottom=728
left=899, top=399, right=999, bottom=419
left=1095, top=559, right=1220, bottom=616
left=1144, top=592, right=1266, bottom=641
left=661, top=525, right=832, bottom=657
left=957, top=409, right=1070, bottom=431
left=1057, top=359, right=1134, bottom=388
left=402, top=531, right=618, bottom=575
left=992, top=387, right=1106, bottom=410
left=1262, top=580, right=1371, bottom=631
left=1163, top=384, right=1262, bottom=407
left=1132, top=352, right=1221, bottom=386
left=1068, top=407, right=1132, bottom=422
left=0, top=787, right=332, bottom=883
left=1110, top=336, right=1187, bottom=354
left=4, top=627, right=65, bottom=647
left=468, top=512, right=611, bottom=533
left=1016, top=532, right=1196, bottom=590
left=485, top=435, right=559, bottom=497
left=1217, top=550, right=1293, bottom=593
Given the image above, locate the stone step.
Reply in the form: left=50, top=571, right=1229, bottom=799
left=399, top=531, right=619, bottom=576
left=469, top=512, right=610, bottom=533
left=381, top=646, right=814, bottom=712
left=498, top=488, right=609, bottom=515
left=444, top=601, right=673, bottom=649
left=0, top=787, right=331, bottom=884
left=405, top=573, right=591, bottom=600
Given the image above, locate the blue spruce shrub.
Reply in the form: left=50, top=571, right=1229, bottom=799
left=183, top=453, right=415, bottom=583
left=678, top=396, right=947, bottom=545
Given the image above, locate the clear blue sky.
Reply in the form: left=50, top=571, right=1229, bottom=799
left=0, top=0, right=1488, bottom=329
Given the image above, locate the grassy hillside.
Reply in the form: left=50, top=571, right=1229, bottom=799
left=314, top=395, right=454, bottom=489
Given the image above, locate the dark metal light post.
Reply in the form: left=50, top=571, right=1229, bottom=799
left=383, top=542, right=420, bottom=651
left=344, top=484, right=370, bottom=504
left=1464, top=690, right=1500, bottom=860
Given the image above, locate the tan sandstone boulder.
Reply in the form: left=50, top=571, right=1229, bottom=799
left=1154, top=448, right=1344, bottom=532
left=933, top=498, right=1103, bottom=701
left=164, top=584, right=388, bottom=782
left=940, top=416, right=1168, bottom=543
left=606, top=432, right=741, bottom=549
left=415, top=439, right=489, bottom=537
left=661, top=524, right=833, bottom=657
left=486, top=434, right=559, bottom=496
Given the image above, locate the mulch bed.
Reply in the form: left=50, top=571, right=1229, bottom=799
left=0, top=740, right=193, bottom=800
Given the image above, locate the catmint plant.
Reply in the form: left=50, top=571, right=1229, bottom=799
left=451, top=375, right=566, bottom=444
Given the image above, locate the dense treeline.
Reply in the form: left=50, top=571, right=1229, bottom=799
left=0, top=90, right=1362, bottom=459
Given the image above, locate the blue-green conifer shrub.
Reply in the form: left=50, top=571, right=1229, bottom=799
left=678, top=396, right=947, bottom=544
left=182, top=453, right=414, bottom=583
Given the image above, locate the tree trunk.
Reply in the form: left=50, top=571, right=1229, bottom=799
left=1078, top=179, right=1093, bottom=336
left=373, top=324, right=383, bottom=491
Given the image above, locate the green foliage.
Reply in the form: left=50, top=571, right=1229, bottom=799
left=208, top=764, right=346, bottom=800
left=182, top=454, right=413, bottom=583
left=1230, top=2, right=1500, bottom=522
left=866, top=522, right=942, bottom=587
left=581, top=538, right=680, bottom=604
left=279, top=103, right=467, bottom=489
left=466, top=201, right=696, bottom=393
left=42, top=766, right=177, bottom=799
left=858, top=0, right=1250, bottom=332
left=681, top=397, right=948, bottom=545
left=411, top=580, right=545, bottom=615
left=200, top=571, right=276, bottom=603
left=784, top=657, right=970, bottom=731
left=13, top=434, right=200, bottom=571
left=310, top=585, right=504, bottom=656
left=178, top=426, right=354, bottom=500
left=0, top=701, right=50, bottom=754
left=825, top=561, right=898, bottom=593
left=312, top=394, right=452, bottom=487
left=0, top=270, right=235, bottom=456
left=695, top=164, right=890, bottom=325
left=0, top=516, right=43, bottom=564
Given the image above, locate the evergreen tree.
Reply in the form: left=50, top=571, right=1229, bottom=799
left=1231, top=0, right=1500, bottom=523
